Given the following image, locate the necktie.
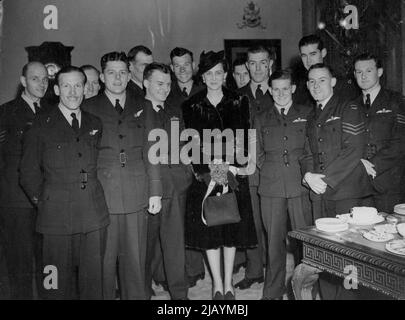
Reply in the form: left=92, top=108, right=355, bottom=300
left=255, top=84, right=264, bottom=100
left=71, top=113, right=79, bottom=134
left=364, top=94, right=371, bottom=110
left=281, top=108, right=286, bottom=118
left=316, top=103, right=323, bottom=119
left=33, top=102, right=40, bottom=114
left=182, top=87, right=188, bottom=97
left=115, top=99, right=123, bottom=115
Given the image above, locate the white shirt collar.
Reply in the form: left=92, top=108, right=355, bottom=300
left=105, top=91, right=126, bottom=109
left=58, top=103, right=81, bottom=126
left=250, top=80, right=270, bottom=98
left=21, top=92, right=40, bottom=114
left=178, top=80, right=193, bottom=95
left=363, top=84, right=381, bottom=105
left=275, top=100, right=293, bottom=115
left=146, top=97, right=165, bottom=113
left=318, top=94, right=333, bottom=110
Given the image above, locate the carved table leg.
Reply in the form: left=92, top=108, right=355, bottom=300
left=292, top=263, right=321, bottom=300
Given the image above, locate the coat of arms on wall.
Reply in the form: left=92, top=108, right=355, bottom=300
left=237, top=1, right=266, bottom=29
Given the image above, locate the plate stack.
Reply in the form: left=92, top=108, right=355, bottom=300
left=393, top=204, right=405, bottom=215
left=315, top=218, right=349, bottom=233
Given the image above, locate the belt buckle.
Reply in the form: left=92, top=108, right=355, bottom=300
left=120, top=152, right=127, bottom=167
left=80, top=170, right=88, bottom=189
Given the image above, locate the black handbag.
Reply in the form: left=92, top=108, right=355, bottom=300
left=201, top=181, right=241, bottom=227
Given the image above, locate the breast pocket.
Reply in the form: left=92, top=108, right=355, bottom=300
left=372, top=114, right=394, bottom=141
left=261, top=125, right=277, bottom=150
left=127, top=119, right=144, bottom=145
left=43, top=142, right=69, bottom=169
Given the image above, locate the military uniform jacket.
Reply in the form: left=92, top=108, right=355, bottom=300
left=238, top=82, right=273, bottom=187
left=166, top=80, right=204, bottom=111
left=300, top=94, right=371, bottom=201
left=0, top=96, right=52, bottom=208
left=255, top=103, right=311, bottom=198
left=142, top=99, right=193, bottom=198
left=82, top=92, right=161, bottom=214
left=355, top=88, right=405, bottom=194
left=127, top=80, right=145, bottom=100
left=19, top=107, right=109, bottom=235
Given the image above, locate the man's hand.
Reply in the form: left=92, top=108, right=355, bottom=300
left=361, top=159, right=376, bottom=179
left=304, top=172, right=327, bottom=194
left=148, top=196, right=162, bottom=215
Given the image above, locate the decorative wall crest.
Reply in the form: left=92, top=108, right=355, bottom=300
left=237, top=1, right=266, bottom=29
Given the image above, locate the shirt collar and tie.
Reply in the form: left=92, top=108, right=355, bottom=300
left=275, top=101, right=293, bottom=117
left=363, top=84, right=381, bottom=107
left=105, top=91, right=126, bottom=113
left=251, top=81, right=270, bottom=99
left=58, top=103, right=82, bottom=129
left=21, top=92, right=41, bottom=114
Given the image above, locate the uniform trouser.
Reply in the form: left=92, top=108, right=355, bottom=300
left=241, top=186, right=265, bottom=279
left=41, top=227, right=106, bottom=300
left=374, top=193, right=402, bottom=213
left=312, top=196, right=373, bottom=300
left=185, top=249, right=205, bottom=278
left=0, top=207, right=42, bottom=300
left=261, top=196, right=312, bottom=298
left=103, top=211, right=148, bottom=300
left=145, top=194, right=188, bottom=300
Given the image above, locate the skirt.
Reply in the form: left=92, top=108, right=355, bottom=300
left=185, top=175, right=258, bottom=250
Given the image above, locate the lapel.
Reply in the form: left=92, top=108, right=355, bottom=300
left=13, top=96, right=35, bottom=121
left=122, top=92, right=139, bottom=118
left=99, top=93, right=120, bottom=118
left=317, top=94, right=339, bottom=125
left=79, top=111, right=93, bottom=137
left=53, top=107, right=77, bottom=139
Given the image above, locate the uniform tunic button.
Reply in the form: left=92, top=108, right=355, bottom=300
left=284, top=150, right=288, bottom=154
left=317, top=123, right=321, bottom=128
left=366, top=129, right=369, bottom=133
left=78, top=153, right=82, bottom=157
left=318, top=138, right=323, bottom=142
left=320, top=165, right=325, bottom=170
left=283, top=136, right=288, bottom=141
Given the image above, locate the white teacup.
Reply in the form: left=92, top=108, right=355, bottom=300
left=397, top=223, right=405, bottom=237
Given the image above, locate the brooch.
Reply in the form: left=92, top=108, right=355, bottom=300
left=89, top=129, right=99, bottom=136
left=134, top=110, right=143, bottom=118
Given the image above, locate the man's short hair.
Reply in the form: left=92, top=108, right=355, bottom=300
left=170, top=47, right=193, bottom=62
left=100, top=52, right=129, bottom=72
left=127, top=45, right=152, bottom=62
left=80, top=64, right=100, bottom=76
left=298, top=34, right=325, bottom=51
left=308, top=63, right=335, bottom=78
left=353, top=52, right=382, bottom=69
left=232, top=57, right=247, bottom=72
left=55, top=66, right=87, bottom=86
left=247, top=45, right=276, bottom=61
left=143, top=62, right=171, bottom=81
left=21, top=61, right=45, bottom=77
left=269, top=69, right=294, bottom=86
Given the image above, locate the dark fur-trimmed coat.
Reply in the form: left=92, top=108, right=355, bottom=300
left=182, top=87, right=250, bottom=175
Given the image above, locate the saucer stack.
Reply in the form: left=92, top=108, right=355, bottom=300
left=393, top=204, right=405, bottom=215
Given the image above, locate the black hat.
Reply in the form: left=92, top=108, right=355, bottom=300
left=198, top=50, right=226, bottom=75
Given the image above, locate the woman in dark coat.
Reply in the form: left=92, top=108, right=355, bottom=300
left=182, top=50, right=257, bottom=300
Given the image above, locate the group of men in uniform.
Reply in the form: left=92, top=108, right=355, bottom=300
left=0, top=33, right=404, bottom=300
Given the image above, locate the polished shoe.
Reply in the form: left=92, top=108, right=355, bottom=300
left=224, top=291, right=235, bottom=300
left=188, top=273, right=205, bottom=288
left=233, top=262, right=246, bottom=274
left=234, top=276, right=264, bottom=289
left=155, top=280, right=169, bottom=292
left=212, top=291, right=224, bottom=300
